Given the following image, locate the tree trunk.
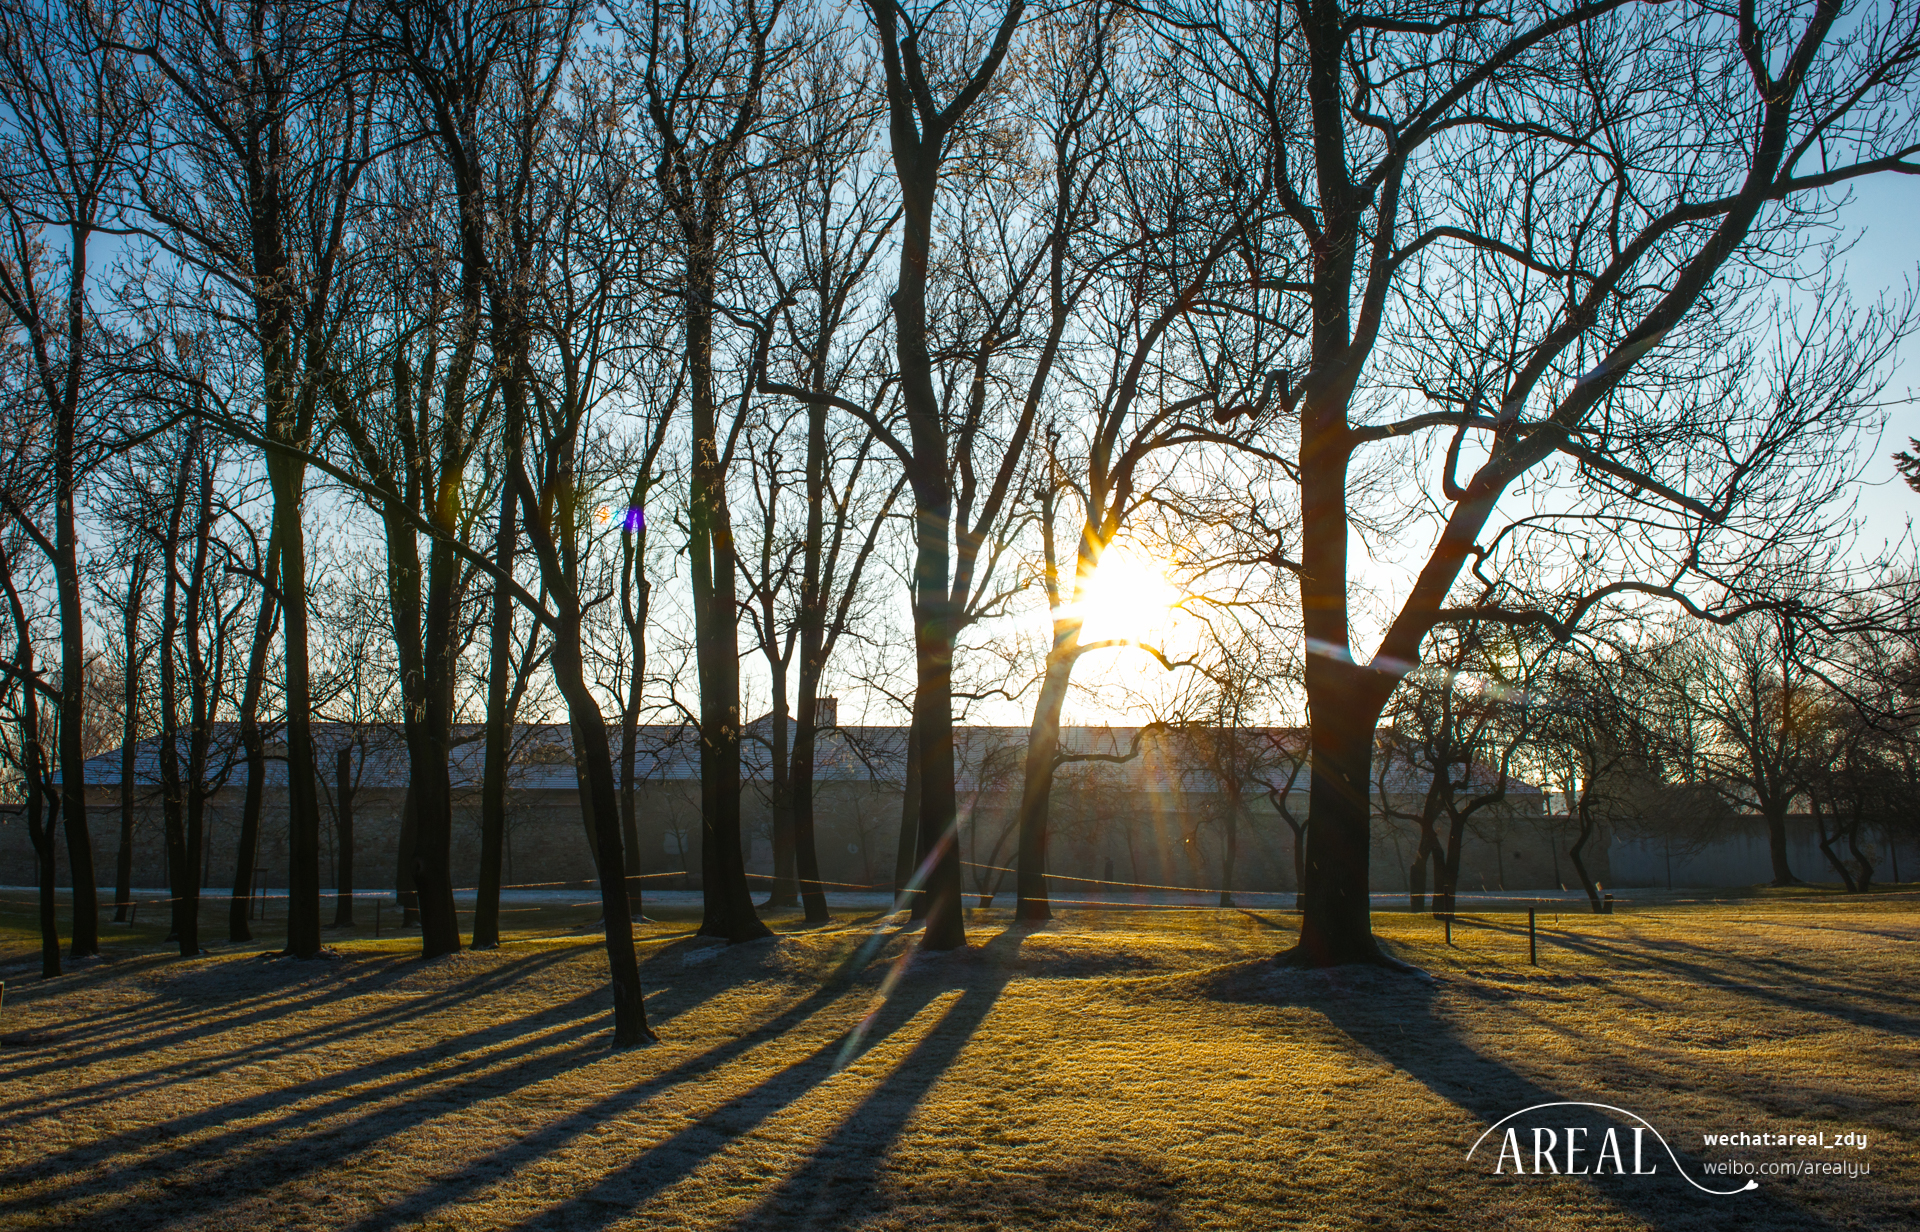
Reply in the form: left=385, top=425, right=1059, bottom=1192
left=271, top=480, right=324, bottom=959
left=764, top=689, right=798, bottom=910
left=553, top=631, right=654, bottom=1045
left=54, top=340, right=98, bottom=961
left=1566, top=804, right=1604, bottom=913
left=333, top=747, right=354, bottom=926
left=1218, top=798, right=1239, bottom=908
left=113, top=558, right=146, bottom=924
left=686, top=271, right=767, bottom=945
left=1845, top=801, right=1872, bottom=892
left=1433, top=806, right=1470, bottom=920
left=1014, top=644, right=1075, bottom=922
left=229, top=537, right=279, bottom=943
left=910, top=557, right=965, bottom=950
left=894, top=720, right=921, bottom=908
left=29, top=775, right=61, bottom=978
left=1285, top=694, right=1386, bottom=965
left=474, top=482, right=515, bottom=950
left=1763, top=798, right=1798, bottom=886
left=790, top=695, right=828, bottom=925
left=395, top=786, right=420, bottom=928
left=1812, top=796, right=1858, bottom=892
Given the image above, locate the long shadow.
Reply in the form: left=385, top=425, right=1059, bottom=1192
left=1202, top=956, right=1841, bottom=1232
left=1535, top=929, right=1920, bottom=1038
left=0, top=982, right=613, bottom=1218
left=359, top=930, right=1020, bottom=1232
left=0, top=947, right=578, bottom=1122
left=720, top=935, right=1023, bottom=1231
left=4, top=929, right=875, bottom=1213
left=27, top=923, right=924, bottom=1231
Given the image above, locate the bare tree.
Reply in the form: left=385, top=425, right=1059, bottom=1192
left=1150, top=0, right=1920, bottom=965
left=858, top=0, right=1030, bottom=950
left=127, top=0, right=375, bottom=958
left=0, top=0, right=143, bottom=958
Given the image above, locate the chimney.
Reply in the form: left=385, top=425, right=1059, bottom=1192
left=813, top=697, right=837, bottom=730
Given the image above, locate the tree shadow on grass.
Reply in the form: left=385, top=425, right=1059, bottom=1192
left=1198, top=955, right=1843, bottom=1232
left=347, top=929, right=1024, bottom=1232
left=0, top=946, right=579, bottom=1124
left=1527, top=924, right=1920, bottom=1038
left=6, top=928, right=972, bottom=1230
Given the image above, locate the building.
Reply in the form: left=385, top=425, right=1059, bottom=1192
left=2, top=707, right=1562, bottom=900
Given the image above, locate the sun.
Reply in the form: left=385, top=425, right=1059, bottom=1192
left=1067, top=543, right=1179, bottom=646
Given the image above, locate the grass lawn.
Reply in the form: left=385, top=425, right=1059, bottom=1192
left=0, top=892, right=1914, bottom=1230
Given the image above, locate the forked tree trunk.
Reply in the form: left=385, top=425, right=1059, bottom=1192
left=1407, top=834, right=1430, bottom=913
left=1812, top=796, right=1858, bottom=892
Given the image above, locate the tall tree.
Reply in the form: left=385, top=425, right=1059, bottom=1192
left=129, top=0, right=373, bottom=958
left=635, top=0, right=802, bottom=943
left=0, top=0, right=143, bottom=959
left=1154, top=0, right=1920, bottom=965
left=860, top=0, right=1032, bottom=949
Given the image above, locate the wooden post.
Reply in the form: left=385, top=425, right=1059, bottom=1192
left=1444, top=914, right=1452, bottom=946
left=1528, top=908, right=1538, bottom=964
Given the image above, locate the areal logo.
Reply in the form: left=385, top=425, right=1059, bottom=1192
left=1467, top=1102, right=1758, bottom=1196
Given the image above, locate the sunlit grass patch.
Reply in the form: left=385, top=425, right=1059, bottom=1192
left=0, top=897, right=1914, bottom=1229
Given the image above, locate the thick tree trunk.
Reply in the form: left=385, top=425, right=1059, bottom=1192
left=1285, top=694, right=1386, bottom=965
left=1763, top=799, right=1798, bottom=886
left=910, top=537, right=965, bottom=950
left=271, top=483, right=324, bottom=959
left=332, top=748, right=354, bottom=927
left=1014, top=645, right=1075, bottom=922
